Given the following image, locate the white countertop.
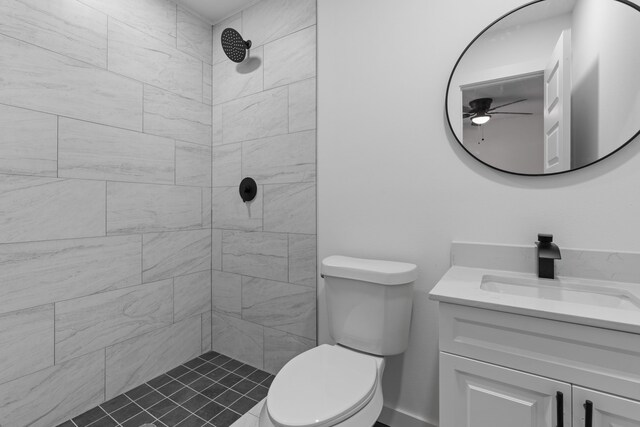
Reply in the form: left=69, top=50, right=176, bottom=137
left=429, top=266, right=640, bottom=335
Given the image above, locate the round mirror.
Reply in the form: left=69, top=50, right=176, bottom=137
left=446, top=0, right=640, bottom=176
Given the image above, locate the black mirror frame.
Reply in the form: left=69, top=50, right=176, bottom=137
left=445, top=0, right=640, bottom=177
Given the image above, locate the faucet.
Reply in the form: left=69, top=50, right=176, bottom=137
left=536, top=233, right=561, bottom=279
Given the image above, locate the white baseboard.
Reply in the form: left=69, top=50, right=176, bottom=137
left=378, top=406, right=437, bottom=427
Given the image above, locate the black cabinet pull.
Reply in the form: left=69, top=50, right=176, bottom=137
left=584, top=400, right=593, bottom=427
left=556, top=392, right=563, bottom=427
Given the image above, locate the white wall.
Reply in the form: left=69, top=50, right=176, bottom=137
left=571, top=0, right=640, bottom=167
left=317, top=0, right=640, bottom=425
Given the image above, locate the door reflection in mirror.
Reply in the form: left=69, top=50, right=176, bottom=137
left=447, top=0, right=640, bottom=175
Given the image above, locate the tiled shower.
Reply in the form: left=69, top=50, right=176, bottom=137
left=0, top=0, right=317, bottom=425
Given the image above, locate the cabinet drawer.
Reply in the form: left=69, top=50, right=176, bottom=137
left=441, top=352, right=571, bottom=427
left=439, top=303, right=640, bottom=400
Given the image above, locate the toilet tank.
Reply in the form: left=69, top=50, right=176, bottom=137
left=321, top=256, right=417, bottom=356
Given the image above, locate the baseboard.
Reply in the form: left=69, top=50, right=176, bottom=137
left=378, top=405, right=437, bottom=427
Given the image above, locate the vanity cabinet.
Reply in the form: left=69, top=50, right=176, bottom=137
left=438, top=303, right=640, bottom=427
left=441, top=353, right=640, bottom=427
left=441, top=353, right=571, bottom=427
left=572, top=387, right=640, bottom=427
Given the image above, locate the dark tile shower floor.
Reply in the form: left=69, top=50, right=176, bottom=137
left=57, top=351, right=273, bottom=427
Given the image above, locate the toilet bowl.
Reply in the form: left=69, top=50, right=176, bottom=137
left=259, top=344, right=385, bottom=427
left=258, top=256, right=417, bottom=427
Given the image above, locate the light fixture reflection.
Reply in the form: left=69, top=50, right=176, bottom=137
left=471, top=113, right=491, bottom=125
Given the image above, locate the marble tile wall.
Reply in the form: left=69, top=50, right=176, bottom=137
left=211, top=0, right=317, bottom=375
left=0, top=0, right=213, bottom=425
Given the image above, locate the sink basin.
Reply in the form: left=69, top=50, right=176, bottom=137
left=481, top=275, right=640, bottom=311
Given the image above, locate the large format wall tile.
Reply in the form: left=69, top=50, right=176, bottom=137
left=108, top=19, right=202, bottom=101
left=212, top=14, right=241, bottom=64
left=264, top=327, right=314, bottom=374
left=0, top=175, right=105, bottom=244
left=289, top=234, right=316, bottom=287
left=212, top=229, right=223, bottom=270
left=176, top=141, right=212, bottom=187
left=222, top=231, right=288, bottom=281
left=213, top=105, right=223, bottom=145
left=177, top=6, right=213, bottom=64
left=105, top=316, right=201, bottom=399
left=55, top=280, right=173, bottom=363
left=213, top=143, right=242, bottom=187
left=222, top=87, right=288, bottom=144
left=0, top=351, right=104, bottom=427
left=0, top=34, right=142, bottom=131
left=0, top=235, right=141, bottom=315
left=243, top=131, right=316, bottom=184
left=263, top=182, right=316, bottom=234
left=203, top=63, right=213, bottom=105
left=143, top=229, right=212, bottom=282
left=174, top=270, right=212, bottom=322
left=211, top=0, right=317, bottom=378
left=242, top=0, right=316, bottom=47
left=211, top=270, right=242, bottom=318
left=289, top=78, right=317, bottom=132
left=0, top=104, right=57, bottom=177
left=242, top=277, right=316, bottom=339
left=212, top=187, right=263, bottom=231
left=144, top=85, right=212, bottom=147
left=59, top=118, right=175, bottom=184
left=0, top=0, right=107, bottom=68
left=213, top=47, right=264, bottom=105
left=0, top=305, right=53, bottom=385
left=78, top=0, right=177, bottom=45
left=212, top=312, right=263, bottom=369
left=202, top=311, right=212, bottom=353
left=106, top=182, right=202, bottom=234
left=203, top=188, right=212, bottom=228
left=264, top=26, right=316, bottom=89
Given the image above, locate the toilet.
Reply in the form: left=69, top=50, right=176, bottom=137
left=259, top=255, right=417, bottom=427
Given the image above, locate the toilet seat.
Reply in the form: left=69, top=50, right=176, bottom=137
left=266, top=344, right=379, bottom=427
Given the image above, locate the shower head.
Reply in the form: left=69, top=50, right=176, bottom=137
left=221, top=28, right=252, bottom=63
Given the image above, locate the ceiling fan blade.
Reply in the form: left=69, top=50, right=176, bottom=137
left=491, top=112, right=533, bottom=115
left=463, top=113, right=471, bottom=118
left=488, top=99, right=527, bottom=111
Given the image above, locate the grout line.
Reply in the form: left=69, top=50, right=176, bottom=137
left=56, top=116, right=60, bottom=178
left=106, top=17, right=109, bottom=70
left=172, top=278, right=175, bottom=324
left=53, top=304, right=56, bottom=365
left=104, top=181, right=108, bottom=236
left=103, top=348, right=107, bottom=403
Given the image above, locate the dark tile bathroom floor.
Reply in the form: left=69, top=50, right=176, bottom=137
left=57, top=351, right=273, bottom=427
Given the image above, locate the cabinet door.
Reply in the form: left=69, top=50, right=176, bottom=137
left=441, top=352, right=571, bottom=427
left=573, top=386, right=640, bottom=427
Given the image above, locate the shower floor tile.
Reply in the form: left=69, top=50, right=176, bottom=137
left=57, top=352, right=274, bottom=427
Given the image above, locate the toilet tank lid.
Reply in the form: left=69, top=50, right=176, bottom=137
left=321, top=255, right=417, bottom=285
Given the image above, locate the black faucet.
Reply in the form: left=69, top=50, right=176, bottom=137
left=536, top=233, right=561, bottom=279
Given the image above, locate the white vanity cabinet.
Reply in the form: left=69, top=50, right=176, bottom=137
left=437, top=303, right=640, bottom=427
left=441, top=353, right=571, bottom=427
left=572, top=387, right=640, bottom=427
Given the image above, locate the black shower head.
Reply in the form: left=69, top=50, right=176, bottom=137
left=221, top=28, right=252, bottom=63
